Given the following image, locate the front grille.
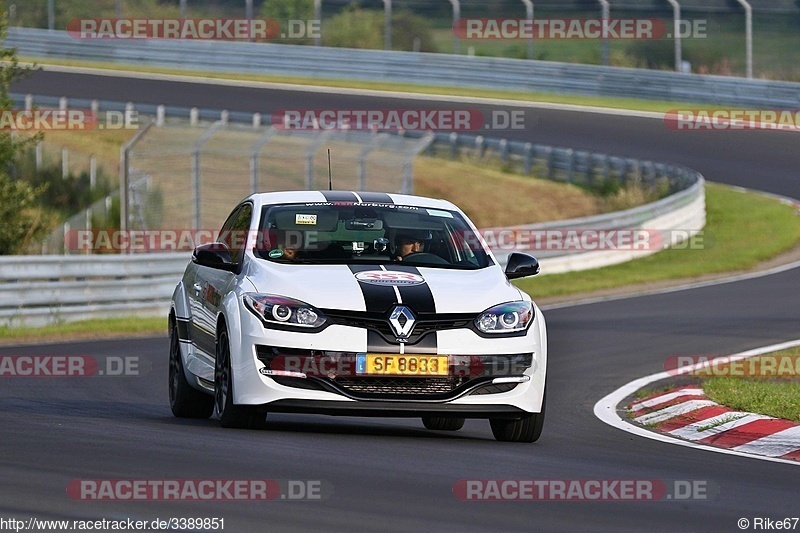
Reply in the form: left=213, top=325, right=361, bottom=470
left=469, top=383, right=518, bottom=395
left=256, top=345, right=532, bottom=400
left=332, top=376, right=467, bottom=396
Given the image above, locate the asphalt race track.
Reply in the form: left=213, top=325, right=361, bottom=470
left=3, top=69, right=799, bottom=532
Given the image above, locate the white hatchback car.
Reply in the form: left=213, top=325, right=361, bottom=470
left=169, top=191, right=547, bottom=442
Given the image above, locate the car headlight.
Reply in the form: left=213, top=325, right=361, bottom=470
left=475, top=301, right=534, bottom=334
left=243, top=294, right=327, bottom=329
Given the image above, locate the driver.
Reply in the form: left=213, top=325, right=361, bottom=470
left=394, top=230, right=431, bottom=261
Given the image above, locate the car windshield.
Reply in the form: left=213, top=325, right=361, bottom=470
left=255, top=202, right=492, bottom=270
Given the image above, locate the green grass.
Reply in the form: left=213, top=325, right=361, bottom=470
left=704, top=379, right=800, bottom=422
left=515, top=183, right=800, bottom=299
left=700, top=347, right=800, bottom=422
left=0, top=317, right=167, bottom=344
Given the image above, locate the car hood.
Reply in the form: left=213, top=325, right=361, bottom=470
left=245, top=262, right=523, bottom=314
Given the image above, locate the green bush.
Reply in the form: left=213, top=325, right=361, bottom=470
left=389, top=9, right=438, bottom=53
left=323, top=4, right=383, bottom=50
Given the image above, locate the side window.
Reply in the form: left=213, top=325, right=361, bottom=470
left=217, top=206, right=241, bottom=251
left=227, top=204, right=253, bottom=265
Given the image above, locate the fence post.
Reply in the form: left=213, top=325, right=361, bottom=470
left=24, top=94, right=33, bottom=111
left=449, top=132, right=458, bottom=159
left=85, top=208, right=92, bottom=255
left=249, top=155, right=259, bottom=194
left=474, top=136, right=485, bottom=159
left=523, top=142, right=533, bottom=174
left=35, top=141, right=43, bottom=172
left=544, top=146, right=553, bottom=180
left=191, top=121, right=225, bottom=229
left=566, top=149, right=574, bottom=183
left=119, top=121, right=154, bottom=237
left=63, top=221, right=70, bottom=255
left=401, top=160, right=413, bottom=194
left=61, top=147, right=69, bottom=179
left=90, top=155, right=97, bottom=189
left=190, top=108, right=199, bottom=126
left=192, top=150, right=201, bottom=229
left=156, top=105, right=166, bottom=127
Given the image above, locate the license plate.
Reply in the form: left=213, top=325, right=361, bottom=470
left=356, top=354, right=449, bottom=376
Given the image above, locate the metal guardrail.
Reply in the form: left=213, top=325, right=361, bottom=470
left=0, top=253, right=188, bottom=326
left=7, top=27, right=800, bottom=107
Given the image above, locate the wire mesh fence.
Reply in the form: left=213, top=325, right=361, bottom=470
left=122, top=120, right=433, bottom=234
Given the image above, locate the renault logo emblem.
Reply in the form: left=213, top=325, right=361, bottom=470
left=388, top=306, right=416, bottom=342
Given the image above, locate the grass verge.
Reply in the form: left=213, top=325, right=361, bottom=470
left=0, top=317, right=166, bottom=345
left=515, top=183, right=800, bottom=299
left=700, top=347, right=800, bottom=422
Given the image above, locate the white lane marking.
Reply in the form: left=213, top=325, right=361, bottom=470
left=629, top=388, right=705, bottom=412
left=733, top=426, right=800, bottom=457
left=633, top=400, right=717, bottom=425
left=672, top=413, right=771, bottom=441
left=593, top=338, right=800, bottom=467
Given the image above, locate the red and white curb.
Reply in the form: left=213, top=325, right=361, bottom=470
left=628, top=387, right=800, bottom=461
left=594, top=339, right=800, bottom=466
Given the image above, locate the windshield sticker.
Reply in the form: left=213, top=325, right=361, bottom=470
left=295, top=214, right=318, bottom=225
left=268, top=249, right=284, bottom=259
left=355, top=270, right=426, bottom=286
left=427, top=209, right=454, bottom=218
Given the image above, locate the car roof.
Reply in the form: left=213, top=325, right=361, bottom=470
left=245, top=191, right=460, bottom=212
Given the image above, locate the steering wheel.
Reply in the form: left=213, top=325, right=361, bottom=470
left=400, top=252, right=450, bottom=265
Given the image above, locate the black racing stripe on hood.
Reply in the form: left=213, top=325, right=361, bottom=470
left=383, top=265, right=436, bottom=314
left=356, top=192, right=394, bottom=204
left=348, top=265, right=401, bottom=353
left=348, top=265, right=398, bottom=314
left=321, top=191, right=359, bottom=202
left=383, top=264, right=437, bottom=353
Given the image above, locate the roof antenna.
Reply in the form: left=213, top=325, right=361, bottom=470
left=327, top=148, right=333, bottom=191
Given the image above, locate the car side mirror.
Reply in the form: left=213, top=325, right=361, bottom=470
left=505, top=253, right=540, bottom=279
left=192, top=243, right=237, bottom=272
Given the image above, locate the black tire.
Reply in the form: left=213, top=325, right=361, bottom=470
left=169, top=318, right=214, bottom=419
left=422, top=416, right=465, bottom=431
left=489, top=393, right=546, bottom=443
left=214, top=328, right=266, bottom=429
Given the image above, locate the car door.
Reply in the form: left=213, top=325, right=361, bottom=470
left=189, top=203, right=253, bottom=358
